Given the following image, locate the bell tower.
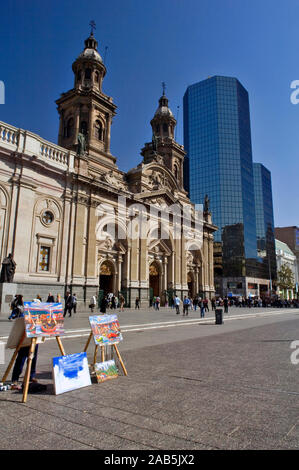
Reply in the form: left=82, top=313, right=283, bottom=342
left=141, top=84, right=186, bottom=190
left=56, top=28, right=117, bottom=169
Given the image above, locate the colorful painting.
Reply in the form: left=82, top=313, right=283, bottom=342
left=94, top=360, right=119, bottom=383
left=89, top=314, right=123, bottom=346
left=24, top=302, right=64, bottom=338
left=52, top=352, right=91, bottom=395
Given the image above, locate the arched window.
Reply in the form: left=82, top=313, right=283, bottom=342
left=80, top=121, right=88, bottom=135
left=85, top=68, right=91, bottom=79
left=77, top=70, right=81, bottom=82
left=64, top=117, right=74, bottom=138
left=174, top=165, right=178, bottom=180
left=95, top=120, right=103, bottom=140
left=155, top=125, right=160, bottom=134
left=163, top=123, right=168, bottom=135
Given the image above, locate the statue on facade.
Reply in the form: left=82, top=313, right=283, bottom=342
left=0, top=253, right=16, bottom=283
left=152, top=133, right=158, bottom=152
left=77, top=132, right=87, bottom=156
left=204, top=194, right=210, bottom=213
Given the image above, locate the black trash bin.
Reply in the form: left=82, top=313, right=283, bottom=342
left=215, top=308, right=223, bottom=325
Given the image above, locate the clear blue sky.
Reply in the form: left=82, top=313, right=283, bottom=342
left=0, top=0, right=298, bottom=227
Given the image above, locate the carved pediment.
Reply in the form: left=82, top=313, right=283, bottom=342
left=148, top=239, right=172, bottom=256
left=99, top=171, right=127, bottom=190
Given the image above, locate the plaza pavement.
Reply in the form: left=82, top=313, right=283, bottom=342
left=0, top=306, right=299, bottom=450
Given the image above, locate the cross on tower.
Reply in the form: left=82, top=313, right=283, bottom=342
left=89, top=20, right=96, bottom=35
left=162, top=82, right=166, bottom=96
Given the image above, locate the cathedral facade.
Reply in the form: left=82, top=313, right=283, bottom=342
left=0, top=32, right=216, bottom=308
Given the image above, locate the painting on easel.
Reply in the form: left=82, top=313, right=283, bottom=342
left=89, top=314, right=123, bottom=346
left=24, top=302, right=64, bottom=337
left=94, top=360, right=119, bottom=383
left=52, top=352, right=91, bottom=395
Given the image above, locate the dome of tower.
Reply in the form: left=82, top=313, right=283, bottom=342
left=78, top=47, right=103, bottom=63
left=154, top=95, right=174, bottom=118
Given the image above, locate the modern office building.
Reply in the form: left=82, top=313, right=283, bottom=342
left=183, top=76, right=272, bottom=298
left=253, top=163, right=277, bottom=286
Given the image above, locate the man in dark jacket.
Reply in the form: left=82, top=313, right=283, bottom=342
left=64, top=292, right=73, bottom=317
left=47, top=292, right=55, bottom=302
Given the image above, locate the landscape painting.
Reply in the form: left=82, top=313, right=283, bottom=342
left=52, top=352, right=91, bottom=395
left=24, top=302, right=64, bottom=338
left=94, top=360, right=118, bottom=383
left=89, top=314, right=123, bottom=346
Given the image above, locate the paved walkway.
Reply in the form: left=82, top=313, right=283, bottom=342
left=0, top=307, right=299, bottom=450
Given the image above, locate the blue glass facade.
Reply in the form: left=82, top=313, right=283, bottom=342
left=183, top=76, right=260, bottom=278
left=253, top=163, right=277, bottom=280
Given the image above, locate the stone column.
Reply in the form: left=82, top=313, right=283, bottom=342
left=72, top=199, right=86, bottom=279
left=208, top=237, right=214, bottom=293
left=203, top=234, right=209, bottom=294
left=181, top=235, right=187, bottom=290
left=74, top=106, right=80, bottom=146
left=13, top=182, right=36, bottom=275
left=163, top=256, right=168, bottom=291
left=58, top=191, right=72, bottom=282
left=105, top=114, right=111, bottom=153
left=117, top=255, right=123, bottom=291
left=86, top=203, right=97, bottom=280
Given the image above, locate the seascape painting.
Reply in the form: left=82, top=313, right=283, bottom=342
left=24, top=302, right=64, bottom=338
left=89, top=314, right=123, bottom=346
left=52, top=352, right=91, bottom=395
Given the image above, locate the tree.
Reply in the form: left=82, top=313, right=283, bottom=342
left=277, top=265, right=295, bottom=297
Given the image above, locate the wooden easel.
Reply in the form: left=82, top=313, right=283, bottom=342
left=84, top=331, right=127, bottom=376
left=2, top=333, right=65, bottom=403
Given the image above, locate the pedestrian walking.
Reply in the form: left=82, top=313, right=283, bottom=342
left=135, top=297, right=140, bottom=309
left=8, top=295, right=24, bottom=320
left=155, top=296, right=160, bottom=311
left=72, top=293, right=77, bottom=314
left=111, top=295, right=116, bottom=310
left=64, top=291, right=73, bottom=317
left=100, top=295, right=108, bottom=313
left=89, top=295, right=96, bottom=314
left=223, top=297, right=229, bottom=313
left=183, top=296, right=191, bottom=316
left=119, top=294, right=125, bottom=312
left=56, top=294, right=61, bottom=303
left=204, top=298, right=209, bottom=312
left=199, top=298, right=205, bottom=318
left=174, top=295, right=181, bottom=314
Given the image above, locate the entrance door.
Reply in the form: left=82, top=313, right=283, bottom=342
left=149, top=263, right=160, bottom=297
left=99, top=262, right=114, bottom=294
left=187, top=272, right=194, bottom=298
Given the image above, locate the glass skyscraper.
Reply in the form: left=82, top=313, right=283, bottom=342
left=253, top=163, right=277, bottom=282
left=184, top=76, right=273, bottom=296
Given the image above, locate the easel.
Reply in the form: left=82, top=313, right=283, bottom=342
left=84, top=331, right=127, bottom=376
left=2, top=332, right=65, bottom=403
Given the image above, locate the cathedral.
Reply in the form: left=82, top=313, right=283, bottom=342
left=0, top=32, right=216, bottom=308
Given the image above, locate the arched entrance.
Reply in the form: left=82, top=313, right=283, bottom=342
left=187, top=272, right=195, bottom=299
left=149, top=262, right=160, bottom=305
left=99, top=261, right=114, bottom=295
